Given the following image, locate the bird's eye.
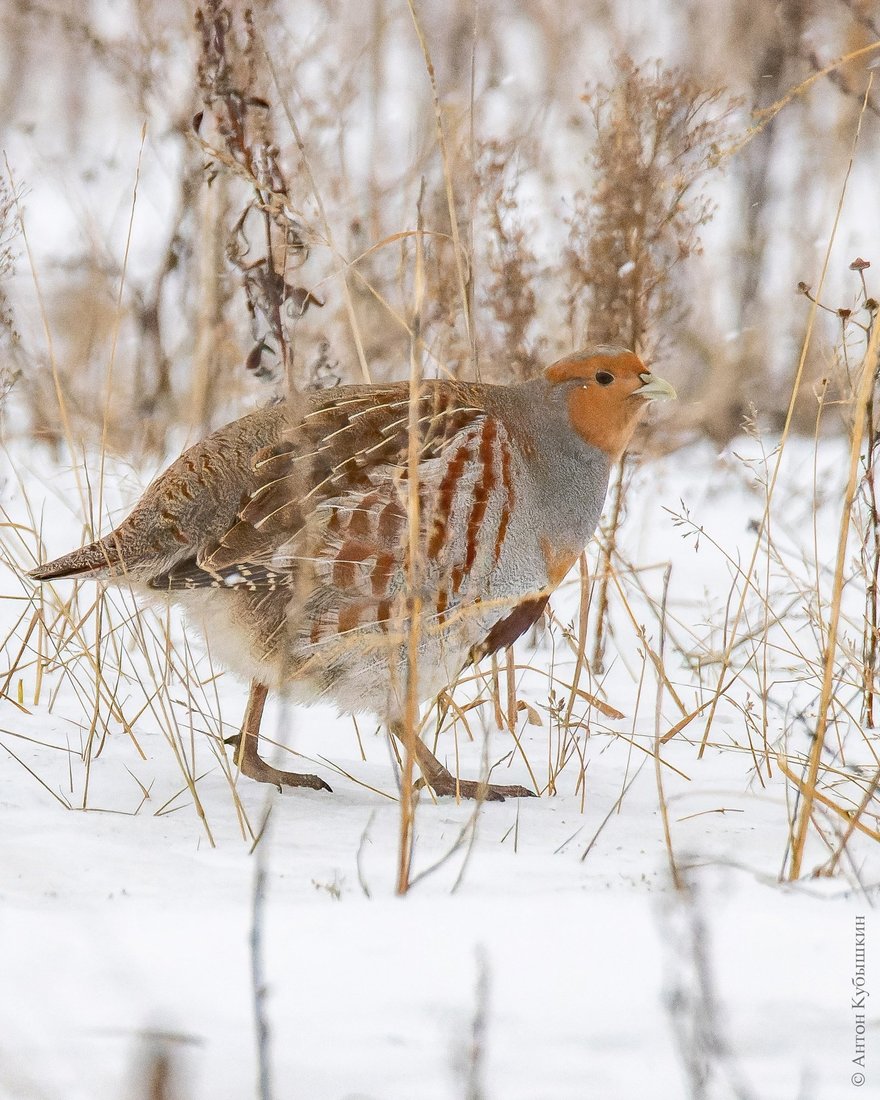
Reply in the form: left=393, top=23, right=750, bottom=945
left=595, top=371, right=615, bottom=386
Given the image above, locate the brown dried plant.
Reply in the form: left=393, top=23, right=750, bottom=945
left=475, top=140, right=542, bottom=381
left=565, top=56, right=731, bottom=671
left=0, top=173, right=20, bottom=408
left=194, top=0, right=317, bottom=390
left=567, top=55, right=728, bottom=360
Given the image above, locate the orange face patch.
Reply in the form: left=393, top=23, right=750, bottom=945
left=544, top=348, right=652, bottom=460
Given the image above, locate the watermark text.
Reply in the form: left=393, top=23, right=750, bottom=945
left=851, top=915, right=867, bottom=1088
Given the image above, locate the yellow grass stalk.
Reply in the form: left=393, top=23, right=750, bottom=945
left=788, top=320, right=880, bottom=877
left=779, top=754, right=880, bottom=848
left=719, top=40, right=880, bottom=163
left=396, top=199, right=427, bottom=896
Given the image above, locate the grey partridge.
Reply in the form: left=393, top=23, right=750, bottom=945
left=29, top=346, right=675, bottom=800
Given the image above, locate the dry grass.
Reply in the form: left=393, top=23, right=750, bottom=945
left=0, top=0, right=877, bottom=924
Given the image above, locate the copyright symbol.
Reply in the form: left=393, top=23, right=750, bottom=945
left=852, top=1072, right=865, bottom=1087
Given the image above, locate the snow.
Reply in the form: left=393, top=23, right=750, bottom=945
left=1, top=434, right=877, bottom=1099
left=3, top=0, right=880, bottom=1092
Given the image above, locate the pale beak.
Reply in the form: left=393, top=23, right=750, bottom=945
left=635, top=372, right=677, bottom=401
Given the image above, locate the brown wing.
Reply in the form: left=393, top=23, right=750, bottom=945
left=157, top=380, right=485, bottom=590
left=156, top=379, right=548, bottom=666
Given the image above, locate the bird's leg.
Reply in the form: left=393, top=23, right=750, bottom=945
left=390, top=721, right=535, bottom=803
left=225, top=680, right=332, bottom=792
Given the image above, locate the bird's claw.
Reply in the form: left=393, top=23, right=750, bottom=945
left=224, top=735, right=332, bottom=792
left=415, top=774, right=536, bottom=802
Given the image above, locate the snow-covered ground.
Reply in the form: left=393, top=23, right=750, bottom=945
left=1, top=434, right=878, bottom=1099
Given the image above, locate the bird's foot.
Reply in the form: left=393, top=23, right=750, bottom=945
left=224, top=734, right=332, bottom=793
left=415, top=771, right=536, bottom=802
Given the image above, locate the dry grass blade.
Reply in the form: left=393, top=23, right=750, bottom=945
left=0, top=738, right=72, bottom=808
left=777, top=754, right=880, bottom=846
left=609, top=567, right=688, bottom=717
left=567, top=687, right=624, bottom=722
left=396, top=188, right=427, bottom=896
left=789, top=309, right=880, bottom=877
left=719, top=39, right=880, bottom=163
left=653, top=565, right=681, bottom=889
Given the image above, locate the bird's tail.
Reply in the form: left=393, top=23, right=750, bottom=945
left=28, top=538, right=120, bottom=581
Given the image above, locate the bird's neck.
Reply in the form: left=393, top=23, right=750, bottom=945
left=501, top=380, right=615, bottom=549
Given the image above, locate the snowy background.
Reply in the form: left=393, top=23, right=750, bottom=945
left=2, top=436, right=877, bottom=1099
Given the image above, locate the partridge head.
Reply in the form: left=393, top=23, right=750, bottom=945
left=28, top=345, right=675, bottom=800
left=544, top=346, right=677, bottom=459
